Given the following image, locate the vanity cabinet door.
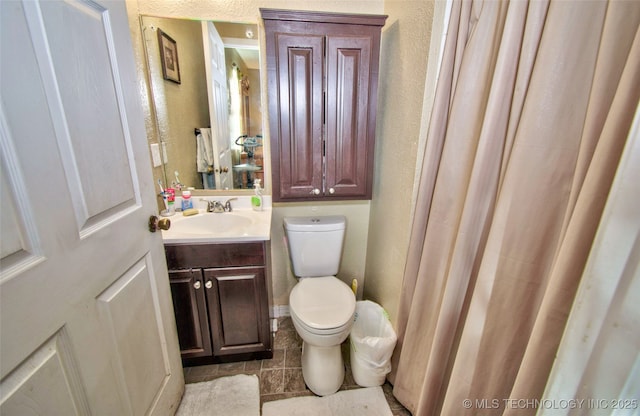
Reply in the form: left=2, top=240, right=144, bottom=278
left=203, top=267, right=271, bottom=357
left=168, top=269, right=212, bottom=359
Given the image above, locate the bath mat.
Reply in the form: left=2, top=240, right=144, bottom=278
left=262, top=386, right=392, bottom=416
left=176, top=374, right=260, bottom=416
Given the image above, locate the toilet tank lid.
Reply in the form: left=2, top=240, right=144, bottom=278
left=284, top=215, right=346, bottom=232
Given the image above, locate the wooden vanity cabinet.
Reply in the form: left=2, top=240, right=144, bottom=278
left=262, top=9, right=387, bottom=202
left=165, top=242, right=272, bottom=365
left=167, top=269, right=212, bottom=360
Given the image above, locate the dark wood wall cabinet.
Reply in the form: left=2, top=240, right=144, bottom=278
left=165, top=242, right=272, bottom=365
left=261, top=9, right=387, bottom=202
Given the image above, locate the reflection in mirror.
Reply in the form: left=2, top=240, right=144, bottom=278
left=141, top=16, right=263, bottom=191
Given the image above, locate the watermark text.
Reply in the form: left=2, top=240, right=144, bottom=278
left=462, top=398, right=638, bottom=410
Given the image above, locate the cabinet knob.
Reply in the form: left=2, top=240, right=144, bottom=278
left=205, top=280, right=213, bottom=289
left=329, top=188, right=335, bottom=194
left=193, top=281, right=201, bottom=290
left=310, top=188, right=321, bottom=195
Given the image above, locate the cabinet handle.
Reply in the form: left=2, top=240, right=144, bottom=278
left=329, top=188, right=335, bottom=194
left=193, top=281, right=201, bottom=290
left=310, top=188, right=321, bottom=195
left=205, top=280, right=213, bottom=289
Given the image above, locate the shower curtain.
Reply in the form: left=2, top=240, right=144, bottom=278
left=391, top=1, right=640, bottom=415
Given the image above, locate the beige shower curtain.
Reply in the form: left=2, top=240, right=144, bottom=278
left=391, top=1, right=640, bottom=415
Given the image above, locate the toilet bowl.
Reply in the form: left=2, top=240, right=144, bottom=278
left=289, top=276, right=356, bottom=396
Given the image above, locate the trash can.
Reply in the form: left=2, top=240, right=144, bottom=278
left=349, top=300, right=398, bottom=387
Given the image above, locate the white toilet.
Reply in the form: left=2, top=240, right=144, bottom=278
left=284, top=215, right=356, bottom=396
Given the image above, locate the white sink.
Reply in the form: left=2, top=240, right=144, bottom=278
left=173, top=213, right=253, bottom=235
left=161, top=207, right=271, bottom=243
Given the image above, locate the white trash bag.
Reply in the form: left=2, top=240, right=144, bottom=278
left=349, top=300, right=398, bottom=387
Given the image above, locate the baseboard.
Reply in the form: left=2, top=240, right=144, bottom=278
left=272, top=305, right=290, bottom=318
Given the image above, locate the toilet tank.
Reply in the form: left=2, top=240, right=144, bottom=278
left=283, top=216, right=346, bottom=277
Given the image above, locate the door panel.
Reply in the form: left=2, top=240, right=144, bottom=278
left=203, top=21, right=232, bottom=189
left=0, top=1, right=183, bottom=414
left=0, top=330, right=89, bottom=415
left=274, top=34, right=324, bottom=199
left=169, top=269, right=212, bottom=359
left=39, top=0, right=138, bottom=230
left=0, top=111, right=45, bottom=280
left=325, top=36, right=372, bottom=197
left=96, top=257, right=168, bottom=415
left=204, top=267, right=270, bottom=356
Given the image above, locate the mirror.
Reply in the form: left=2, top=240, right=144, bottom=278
left=141, top=15, right=264, bottom=191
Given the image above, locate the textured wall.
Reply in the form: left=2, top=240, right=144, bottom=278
left=364, top=0, right=436, bottom=326
left=130, top=0, right=384, bottom=22
left=142, top=16, right=209, bottom=191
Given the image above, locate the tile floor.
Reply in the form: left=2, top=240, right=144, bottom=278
left=183, top=317, right=411, bottom=415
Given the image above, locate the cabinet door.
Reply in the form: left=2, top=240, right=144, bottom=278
left=270, top=32, right=324, bottom=200
left=168, top=269, right=212, bottom=359
left=264, top=10, right=386, bottom=202
left=325, top=35, right=374, bottom=198
left=204, top=267, right=271, bottom=356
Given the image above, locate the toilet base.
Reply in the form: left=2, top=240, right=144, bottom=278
left=300, top=341, right=344, bottom=396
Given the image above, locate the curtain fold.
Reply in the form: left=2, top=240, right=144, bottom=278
left=391, top=1, right=640, bottom=415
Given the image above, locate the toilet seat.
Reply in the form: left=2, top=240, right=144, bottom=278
left=290, top=307, right=353, bottom=336
left=289, top=276, right=356, bottom=331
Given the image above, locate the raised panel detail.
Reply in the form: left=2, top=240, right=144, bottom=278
left=35, top=0, right=139, bottom=235
left=326, top=37, right=371, bottom=196
left=0, top=329, right=89, bottom=415
left=289, top=48, right=314, bottom=185
left=216, top=273, right=260, bottom=345
left=275, top=34, right=324, bottom=198
left=97, top=257, right=168, bottom=416
left=204, top=267, right=269, bottom=356
left=169, top=269, right=212, bottom=359
left=0, top=110, right=44, bottom=282
left=335, top=49, right=359, bottom=183
left=263, top=10, right=386, bottom=201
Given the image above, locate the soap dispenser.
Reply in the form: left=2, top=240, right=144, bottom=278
left=252, top=179, right=263, bottom=211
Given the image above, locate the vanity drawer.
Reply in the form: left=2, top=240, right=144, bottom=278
left=165, top=242, right=265, bottom=269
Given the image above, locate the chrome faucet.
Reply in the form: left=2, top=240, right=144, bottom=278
left=224, top=197, right=238, bottom=212
left=200, top=198, right=222, bottom=213
left=200, top=198, right=237, bottom=213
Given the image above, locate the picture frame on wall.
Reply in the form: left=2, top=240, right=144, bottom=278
left=157, top=28, right=180, bottom=84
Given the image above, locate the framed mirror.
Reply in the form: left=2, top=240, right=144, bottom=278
left=141, top=15, right=264, bottom=191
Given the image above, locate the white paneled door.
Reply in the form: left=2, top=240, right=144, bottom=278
left=203, top=21, right=232, bottom=189
left=0, top=1, right=183, bottom=414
